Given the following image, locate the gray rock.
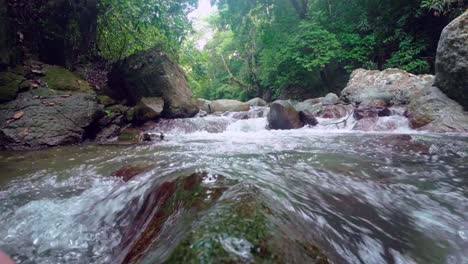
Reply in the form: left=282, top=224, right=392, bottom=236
left=210, top=99, right=250, bottom=113
left=196, top=98, right=211, bottom=112
left=434, top=10, right=468, bottom=110
left=246, top=97, right=267, bottom=107
left=134, top=97, right=164, bottom=123
left=405, top=86, right=468, bottom=133
left=267, top=100, right=304, bottom=130
left=340, top=68, right=434, bottom=106
left=294, top=101, right=322, bottom=115
left=322, top=93, right=339, bottom=105
left=109, top=48, right=199, bottom=118
left=0, top=91, right=103, bottom=150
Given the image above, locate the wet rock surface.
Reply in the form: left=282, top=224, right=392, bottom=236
left=0, top=91, right=103, bottom=150
left=268, top=100, right=304, bottom=130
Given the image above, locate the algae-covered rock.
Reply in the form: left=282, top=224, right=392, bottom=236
left=97, top=95, right=116, bottom=107
left=117, top=128, right=141, bottom=143
left=0, top=71, right=25, bottom=103
left=42, top=65, right=92, bottom=93
left=118, top=172, right=229, bottom=263
left=166, top=189, right=328, bottom=264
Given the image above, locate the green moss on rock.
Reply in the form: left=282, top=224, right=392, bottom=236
left=118, top=128, right=141, bottom=143
left=42, top=65, right=92, bottom=93
left=97, top=95, right=116, bottom=107
left=0, top=71, right=25, bottom=102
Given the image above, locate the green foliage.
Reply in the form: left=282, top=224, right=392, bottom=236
left=187, top=0, right=461, bottom=101
left=421, top=0, right=461, bottom=12
left=97, top=0, right=197, bottom=61
left=384, top=36, right=430, bottom=74
left=287, top=21, right=341, bottom=72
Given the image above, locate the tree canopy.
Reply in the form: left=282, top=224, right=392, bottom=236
left=95, top=0, right=465, bottom=101
left=181, top=0, right=464, bottom=101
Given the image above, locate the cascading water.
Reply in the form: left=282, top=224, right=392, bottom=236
left=1, top=106, right=467, bottom=263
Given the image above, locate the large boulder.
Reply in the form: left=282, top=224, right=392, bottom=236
left=267, top=100, right=304, bottom=130
left=341, top=69, right=434, bottom=106
left=209, top=99, right=250, bottom=113
left=0, top=91, right=103, bottom=150
left=405, top=86, right=468, bottom=133
left=434, top=10, right=468, bottom=110
left=247, top=97, right=267, bottom=107
left=109, top=49, right=199, bottom=118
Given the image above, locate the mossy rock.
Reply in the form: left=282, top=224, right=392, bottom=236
left=42, top=65, right=92, bottom=93
left=97, top=95, right=116, bottom=107
left=126, top=107, right=136, bottom=123
left=166, top=191, right=328, bottom=264
left=106, top=104, right=130, bottom=115
left=0, top=70, right=25, bottom=103
left=118, top=128, right=141, bottom=143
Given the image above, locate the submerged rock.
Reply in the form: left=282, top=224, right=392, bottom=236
left=108, top=48, right=199, bottom=118
left=166, top=187, right=328, bottom=264
left=405, top=86, right=468, bottom=133
left=117, top=128, right=142, bottom=144
left=0, top=91, right=103, bottom=150
left=117, top=172, right=229, bottom=263
left=247, top=97, right=268, bottom=107
left=210, top=99, right=250, bottom=113
left=112, top=163, right=153, bottom=182
left=435, top=10, right=468, bottom=110
left=268, top=100, right=304, bottom=129
left=341, top=68, right=434, bottom=106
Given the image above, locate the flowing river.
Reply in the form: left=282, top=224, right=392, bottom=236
left=1, top=107, right=467, bottom=263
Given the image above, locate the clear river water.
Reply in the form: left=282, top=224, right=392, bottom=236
left=0, top=107, right=467, bottom=263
